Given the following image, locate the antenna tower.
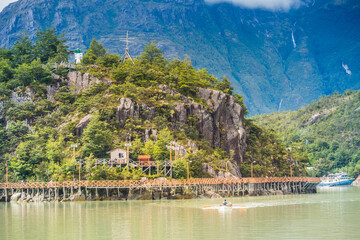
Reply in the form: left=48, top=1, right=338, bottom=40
left=120, top=31, right=136, bottom=64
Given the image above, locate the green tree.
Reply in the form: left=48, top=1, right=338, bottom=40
left=139, top=41, right=167, bottom=68
left=173, top=158, right=187, bottom=179
left=166, top=58, right=210, bottom=96
left=216, top=76, right=234, bottom=95
left=11, top=34, right=34, bottom=66
left=233, top=92, right=248, bottom=115
left=15, top=59, right=52, bottom=86
left=314, top=158, right=334, bottom=176
left=54, top=86, right=75, bottom=104
left=82, top=115, right=112, bottom=158
left=153, top=128, right=173, bottom=161
left=35, top=27, right=68, bottom=62
left=0, top=58, right=14, bottom=82
left=88, top=39, right=106, bottom=58
left=83, top=39, right=106, bottom=65
left=112, top=59, right=140, bottom=84
left=82, top=50, right=97, bottom=65
left=11, top=138, right=47, bottom=180
left=46, top=139, right=65, bottom=163
left=143, top=140, right=155, bottom=157
left=96, top=54, right=120, bottom=68
left=0, top=48, right=12, bottom=61
left=52, top=43, right=69, bottom=63
left=0, top=125, right=9, bottom=155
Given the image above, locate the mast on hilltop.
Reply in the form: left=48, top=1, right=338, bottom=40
left=120, top=31, right=136, bottom=64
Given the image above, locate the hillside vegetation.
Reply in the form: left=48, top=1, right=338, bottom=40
left=253, top=91, right=360, bottom=178
left=0, top=28, right=306, bottom=182
left=1, top=0, right=360, bottom=115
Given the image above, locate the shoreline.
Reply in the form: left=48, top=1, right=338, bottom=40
left=0, top=177, right=320, bottom=203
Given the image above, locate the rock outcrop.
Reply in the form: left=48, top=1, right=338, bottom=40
left=67, top=72, right=111, bottom=93
left=46, top=75, right=63, bottom=100
left=201, top=162, right=242, bottom=178
left=352, top=175, right=360, bottom=186
left=0, top=101, right=4, bottom=120
left=196, top=88, right=247, bottom=163
left=116, top=97, right=156, bottom=125
left=10, top=88, right=34, bottom=105
left=306, top=112, right=326, bottom=124
left=76, top=114, right=92, bottom=136
left=115, top=86, right=247, bottom=163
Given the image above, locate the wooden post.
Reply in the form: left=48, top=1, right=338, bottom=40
left=251, top=162, right=254, bottom=178
left=125, top=142, right=132, bottom=167
left=290, top=165, right=293, bottom=178
left=79, top=161, right=81, bottom=183
left=187, top=162, right=190, bottom=181
left=127, top=146, right=129, bottom=165
left=6, top=165, right=8, bottom=187
left=5, top=165, right=8, bottom=202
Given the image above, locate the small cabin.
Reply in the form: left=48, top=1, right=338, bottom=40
left=138, top=155, right=153, bottom=166
left=107, top=148, right=127, bottom=164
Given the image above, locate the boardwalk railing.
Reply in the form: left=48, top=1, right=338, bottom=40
left=0, top=177, right=320, bottom=190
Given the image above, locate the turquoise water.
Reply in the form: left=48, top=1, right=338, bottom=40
left=1, top=187, right=360, bottom=240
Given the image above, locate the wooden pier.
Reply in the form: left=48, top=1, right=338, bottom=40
left=0, top=177, right=320, bottom=202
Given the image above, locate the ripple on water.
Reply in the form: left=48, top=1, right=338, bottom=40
left=1, top=187, right=360, bottom=240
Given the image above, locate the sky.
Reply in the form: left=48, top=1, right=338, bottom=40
left=0, top=0, right=17, bottom=12
left=205, top=0, right=303, bottom=11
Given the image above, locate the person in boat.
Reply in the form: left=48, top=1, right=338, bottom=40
left=223, top=199, right=228, bottom=206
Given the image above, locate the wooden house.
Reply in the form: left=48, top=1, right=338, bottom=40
left=138, top=155, right=154, bottom=166
left=107, top=148, right=128, bottom=164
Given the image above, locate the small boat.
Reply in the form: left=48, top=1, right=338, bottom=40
left=203, top=204, right=247, bottom=210
left=318, top=172, right=355, bottom=187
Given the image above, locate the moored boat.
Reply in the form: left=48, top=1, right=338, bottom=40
left=318, top=172, right=354, bottom=187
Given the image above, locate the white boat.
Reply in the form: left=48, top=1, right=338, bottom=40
left=318, top=172, right=354, bottom=187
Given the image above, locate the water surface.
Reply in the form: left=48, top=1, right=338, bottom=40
left=1, top=187, right=360, bottom=240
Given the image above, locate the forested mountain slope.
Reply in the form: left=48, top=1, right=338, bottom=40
left=0, top=30, right=305, bottom=182
left=1, top=0, right=359, bottom=114
left=253, top=90, right=360, bottom=177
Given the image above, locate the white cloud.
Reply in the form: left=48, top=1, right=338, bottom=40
left=0, top=0, right=17, bottom=12
left=205, top=0, right=303, bottom=11
left=342, top=63, right=352, bottom=75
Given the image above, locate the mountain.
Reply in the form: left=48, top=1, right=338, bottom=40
left=1, top=0, right=360, bottom=115
left=252, top=90, right=360, bottom=177
left=0, top=32, right=305, bottom=181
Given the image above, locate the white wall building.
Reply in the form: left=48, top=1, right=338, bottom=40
left=74, top=49, right=83, bottom=64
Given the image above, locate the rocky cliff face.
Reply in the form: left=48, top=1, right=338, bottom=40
left=68, top=72, right=111, bottom=93
left=2, top=70, right=247, bottom=163
left=115, top=85, right=247, bottom=163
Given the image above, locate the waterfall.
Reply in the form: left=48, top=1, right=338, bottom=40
left=291, top=31, right=296, bottom=48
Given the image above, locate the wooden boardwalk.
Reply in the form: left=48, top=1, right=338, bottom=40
left=0, top=177, right=320, bottom=189
left=0, top=177, right=321, bottom=202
